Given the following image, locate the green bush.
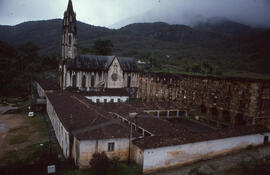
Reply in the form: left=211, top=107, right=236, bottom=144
left=111, top=156, right=120, bottom=172
left=89, top=152, right=110, bottom=174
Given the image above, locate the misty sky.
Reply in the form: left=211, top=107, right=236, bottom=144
left=0, top=0, right=270, bottom=28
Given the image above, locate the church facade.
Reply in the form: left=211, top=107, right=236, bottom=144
left=59, top=0, right=139, bottom=91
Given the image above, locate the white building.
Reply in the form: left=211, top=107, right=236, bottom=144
left=41, top=0, right=270, bottom=174
left=46, top=91, right=133, bottom=168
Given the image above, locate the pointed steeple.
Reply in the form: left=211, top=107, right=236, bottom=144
left=67, top=0, right=74, bottom=12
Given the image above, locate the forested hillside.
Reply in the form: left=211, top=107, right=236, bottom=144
left=0, top=19, right=269, bottom=78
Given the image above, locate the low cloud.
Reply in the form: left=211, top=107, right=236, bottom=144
left=0, top=0, right=269, bottom=28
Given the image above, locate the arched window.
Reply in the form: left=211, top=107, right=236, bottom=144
left=201, top=104, right=207, bottom=115
left=223, top=111, right=231, bottom=124
left=127, top=76, right=131, bottom=88
left=99, top=72, right=102, bottom=81
left=69, top=35, right=71, bottom=45
left=72, top=75, right=77, bottom=88
left=91, top=75, right=95, bottom=87
left=82, top=75, right=86, bottom=88
left=211, top=107, right=218, bottom=120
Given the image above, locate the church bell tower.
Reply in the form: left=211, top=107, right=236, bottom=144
left=60, top=0, right=77, bottom=89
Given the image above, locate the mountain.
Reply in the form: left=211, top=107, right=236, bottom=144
left=194, top=17, right=254, bottom=35
left=0, top=18, right=269, bottom=75
left=0, top=19, right=113, bottom=55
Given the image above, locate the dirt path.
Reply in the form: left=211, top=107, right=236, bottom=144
left=0, top=105, right=48, bottom=160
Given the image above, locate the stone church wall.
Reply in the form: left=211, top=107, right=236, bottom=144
left=138, top=73, right=270, bottom=128
left=107, top=58, right=124, bottom=88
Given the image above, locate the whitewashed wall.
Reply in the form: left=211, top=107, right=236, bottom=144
left=123, top=72, right=139, bottom=88
left=66, top=70, right=108, bottom=89
left=36, top=82, right=45, bottom=98
left=77, top=138, right=130, bottom=168
left=47, top=99, right=70, bottom=158
left=132, top=144, right=144, bottom=167
left=85, top=96, right=129, bottom=103
left=140, top=133, right=270, bottom=173
left=107, top=57, right=124, bottom=88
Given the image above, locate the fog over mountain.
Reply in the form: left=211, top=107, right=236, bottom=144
left=1, top=0, right=270, bottom=28
left=111, top=0, right=270, bottom=29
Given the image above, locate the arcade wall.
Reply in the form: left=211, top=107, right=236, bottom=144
left=138, top=73, right=270, bottom=128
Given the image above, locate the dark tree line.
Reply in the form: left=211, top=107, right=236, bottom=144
left=0, top=41, right=58, bottom=97
left=92, top=40, right=114, bottom=56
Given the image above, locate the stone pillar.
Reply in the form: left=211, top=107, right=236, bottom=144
left=217, top=110, right=223, bottom=128
left=185, top=111, right=188, bottom=118
left=217, top=110, right=223, bottom=122
left=66, top=70, right=71, bottom=88
left=146, top=78, right=151, bottom=102
left=231, top=113, right=237, bottom=128
left=167, top=111, right=170, bottom=118
left=249, top=83, right=262, bottom=120
left=176, top=110, right=179, bottom=117
left=95, top=73, right=99, bottom=87
left=157, top=111, right=160, bottom=118
left=206, top=107, right=212, bottom=120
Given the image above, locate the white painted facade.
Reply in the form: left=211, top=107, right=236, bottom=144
left=85, top=96, right=129, bottom=103
left=107, top=58, right=124, bottom=88
left=36, top=82, right=45, bottom=98
left=73, top=138, right=130, bottom=168
left=63, top=57, right=139, bottom=90
left=47, top=98, right=70, bottom=158
left=135, top=133, right=270, bottom=173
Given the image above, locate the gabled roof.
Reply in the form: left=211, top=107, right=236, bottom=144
left=66, top=55, right=139, bottom=72
left=36, top=79, right=60, bottom=91
left=133, top=125, right=270, bottom=150
left=46, top=91, right=131, bottom=140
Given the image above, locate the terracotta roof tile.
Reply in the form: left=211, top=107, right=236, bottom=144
left=133, top=125, right=270, bottom=149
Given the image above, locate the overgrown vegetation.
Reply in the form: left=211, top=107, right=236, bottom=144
left=89, top=152, right=110, bottom=174
left=0, top=146, right=140, bottom=175
left=57, top=161, right=140, bottom=175
left=224, top=156, right=270, bottom=175
left=91, top=40, right=114, bottom=56
left=0, top=41, right=58, bottom=97
left=89, top=152, right=128, bottom=175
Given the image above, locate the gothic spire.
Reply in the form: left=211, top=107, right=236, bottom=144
left=67, top=0, right=74, bottom=12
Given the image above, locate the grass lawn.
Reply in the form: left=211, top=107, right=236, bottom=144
left=5, top=112, right=48, bottom=145
left=224, top=156, right=270, bottom=175
left=57, top=162, right=141, bottom=175
left=0, top=142, right=141, bottom=175
left=0, top=111, right=140, bottom=175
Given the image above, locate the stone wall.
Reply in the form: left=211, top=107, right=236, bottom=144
left=138, top=73, right=270, bottom=128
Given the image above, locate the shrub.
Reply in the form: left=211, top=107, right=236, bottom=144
left=89, top=152, right=110, bottom=174
left=111, top=156, right=120, bottom=172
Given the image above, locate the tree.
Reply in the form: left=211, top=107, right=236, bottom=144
left=89, top=152, right=110, bottom=174
left=92, top=40, right=113, bottom=56
left=191, top=64, right=201, bottom=73
left=17, top=42, right=39, bottom=73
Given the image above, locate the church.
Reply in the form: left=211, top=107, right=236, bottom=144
left=34, top=0, right=270, bottom=174
left=59, top=0, right=139, bottom=91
